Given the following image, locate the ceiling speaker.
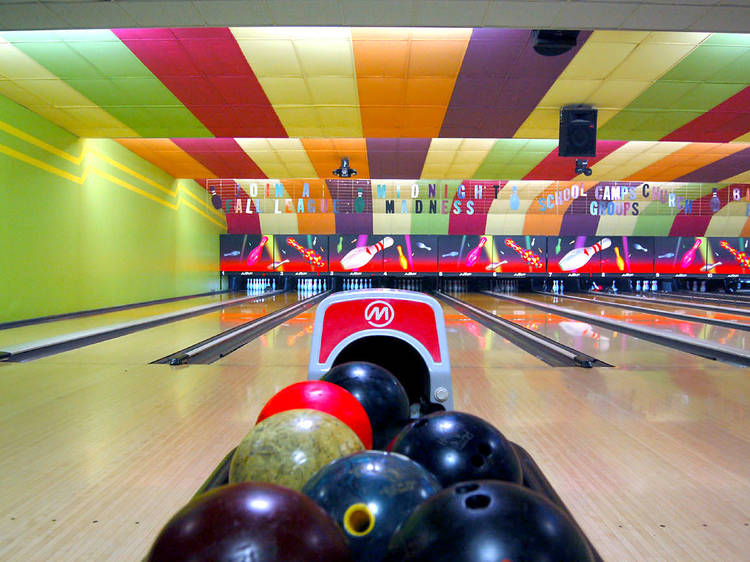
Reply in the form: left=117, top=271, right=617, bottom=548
left=559, top=105, right=597, bottom=158
left=532, top=30, right=580, bottom=56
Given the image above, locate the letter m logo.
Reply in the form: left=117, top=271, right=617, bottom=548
left=364, top=300, right=395, bottom=328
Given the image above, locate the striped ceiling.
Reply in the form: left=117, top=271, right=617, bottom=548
left=1, top=27, right=749, bottom=182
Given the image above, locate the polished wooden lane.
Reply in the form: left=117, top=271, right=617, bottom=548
left=577, top=293, right=750, bottom=325
left=0, top=292, right=245, bottom=349
left=459, top=292, right=720, bottom=368
left=1, top=290, right=749, bottom=560
left=523, top=293, right=749, bottom=350
left=31, top=293, right=302, bottom=365
left=216, top=302, right=549, bottom=370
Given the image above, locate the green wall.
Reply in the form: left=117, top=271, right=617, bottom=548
left=0, top=94, right=225, bottom=323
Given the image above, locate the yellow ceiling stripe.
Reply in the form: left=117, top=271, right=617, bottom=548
left=0, top=38, right=138, bottom=138
left=236, top=138, right=318, bottom=179
left=573, top=140, right=689, bottom=181
left=231, top=27, right=362, bottom=138
left=514, top=31, right=710, bottom=139
left=421, top=138, right=495, bottom=179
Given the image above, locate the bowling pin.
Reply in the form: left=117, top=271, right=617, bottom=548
left=246, top=236, right=269, bottom=266
left=509, top=185, right=520, bottom=210
left=710, top=188, right=721, bottom=213
left=397, top=245, right=408, bottom=270
left=636, top=280, right=641, bottom=292
left=614, top=247, right=625, bottom=271
left=465, top=237, right=488, bottom=267
left=341, top=237, right=394, bottom=270
left=558, top=238, right=611, bottom=271
left=652, top=280, right=658, bottom=292
left=700, top=280, right=706, bottom=292
left=680, top=239, right=701, bottom=269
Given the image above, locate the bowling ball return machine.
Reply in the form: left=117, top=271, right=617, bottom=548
left=187, top=289, right=602, bottom=560
left=308, top=289, right=453, bottom=416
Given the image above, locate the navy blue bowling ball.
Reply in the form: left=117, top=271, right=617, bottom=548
left=387, top=411, right=522, bottom=487
left=385, top=480, right=595, bottom=562
left=146, top=482, right=352, bottom=561
left=302, top=451, right=441, bottom=562
left=322, top=362, right=411, bottom=449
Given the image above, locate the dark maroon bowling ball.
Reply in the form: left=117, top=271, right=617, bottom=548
left=387, top=411, right=522, bottom=487
left=322, top=362, right=411, bottom=449
left=146, top=482, right=353, bottom=562
left=384, top=480, right=595, bottom=562
left=302, top=451, right=441, bottom=562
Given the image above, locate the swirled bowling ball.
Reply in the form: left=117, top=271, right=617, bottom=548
left=146, top=482, right=353, bottom=562
left=387, top=411, right=522, bottom=487
left=322, top=362, right=411, bottom=449
left=303, top=451, right=441, bottom=562
left=384, top=480, right=594, bottom=562
left=230, top=409, right=364, bottom=490
left=257, top=381, right=373, bottom=448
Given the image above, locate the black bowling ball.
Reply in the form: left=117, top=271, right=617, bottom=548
left=385, top=480, right=594, bottom=562
left=387, top=411, right=522, bottom=487
left=322, top=361, right=411, bottom=449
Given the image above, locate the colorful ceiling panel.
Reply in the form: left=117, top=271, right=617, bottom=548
left=0, top=26, right=749, bottom=183
left=106, top=137, right=750, bottom=182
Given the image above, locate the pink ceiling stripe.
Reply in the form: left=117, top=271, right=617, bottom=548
left=113, top=27, right=287, bottom=138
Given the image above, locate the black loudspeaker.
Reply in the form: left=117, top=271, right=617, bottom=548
left=559, top=105, right=597, bottom=157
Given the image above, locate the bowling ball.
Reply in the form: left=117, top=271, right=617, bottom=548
left=257, top=381, right=373, bottom=448
left=230, top=409, right=364, bottom=490
left=322, top=362, right=411, bottom=449
left=303, top=451, right=441, bottom=562
left=146, top=482, right=352, bottom=562
left=384, top=480, right=594, bottom=562
left=388, top=411, right=522, bottom=487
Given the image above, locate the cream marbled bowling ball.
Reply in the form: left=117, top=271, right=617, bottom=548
left=230, top=408, right=365, bottom=491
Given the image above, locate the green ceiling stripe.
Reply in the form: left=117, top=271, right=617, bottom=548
left=2, top=30, right=211, bottom=138
left=598, top=34, right=750, bottom=141
left=473, top=139, right=557, bottom=180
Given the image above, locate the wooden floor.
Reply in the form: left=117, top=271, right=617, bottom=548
left=1, top=290, right=749, bottom=560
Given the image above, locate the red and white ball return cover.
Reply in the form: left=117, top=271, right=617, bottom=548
left=308, top=289, right=453, bottom=412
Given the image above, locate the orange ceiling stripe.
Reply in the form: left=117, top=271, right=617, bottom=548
left=116, top=139, right=216, bottom=179
left=624, top=142, right=749, bottom=182
left=352, top=28, right=471, bottom=138
left=301, top=138, right=371, bottom=179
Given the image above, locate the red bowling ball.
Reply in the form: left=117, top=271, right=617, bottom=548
left=257, top=380, right=373, bottom=449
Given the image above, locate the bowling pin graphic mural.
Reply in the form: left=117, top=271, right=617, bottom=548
left=246, top=236, right=268, bottom=266
left=558, top=238, right=611, bottom=271
left=340, top=237, right=393, bottom=270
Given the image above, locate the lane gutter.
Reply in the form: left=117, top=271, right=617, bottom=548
left=558, top=293, right=750, bottom=332
left=153, top=291, right=330, bottom=365
left=484, top=291, right=750, bottom=367
left=434, top=291, right=611, bottom=368
left=0, top=291, right=285, bottom=362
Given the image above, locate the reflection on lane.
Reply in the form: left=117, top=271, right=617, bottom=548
left=523, top=293, right=748, bottom=350
left=461, top=293, right=719, bottom=368
left=440, top=305, right=548, bottom=369
left=576, top=293, right=750, bottom=325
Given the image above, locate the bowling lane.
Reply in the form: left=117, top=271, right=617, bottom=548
left=439, top=301, right=550, bottom=369
left=0, top=292, right=246, bottom=349
left=32, top=292, right=303, bottom=365
left=574, top=293, right=750, bottom=325
left=457, top=292, right=720, bottom=368
left=213, top=302, right=319, bottom=370
left=218, top=293, right=551, bottom=373
left=524, top=292, right=749, bottom=350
